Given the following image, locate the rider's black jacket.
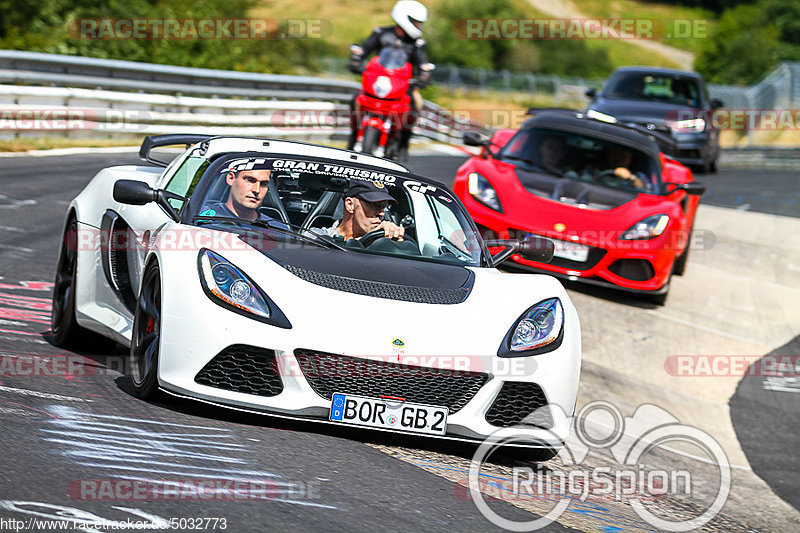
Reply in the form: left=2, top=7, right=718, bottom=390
left=350, top=25, right=429, bottom=80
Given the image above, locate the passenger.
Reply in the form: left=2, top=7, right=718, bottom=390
left=537, top=135, right=568, bottom=175
left=200, top=160, right=285, bottom=225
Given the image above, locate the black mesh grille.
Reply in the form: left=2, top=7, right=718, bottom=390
left=282, top=264, right=471, bottom=304
left=485, top=382, right=552, bottom=428
left=294, top=349, right=488, bottom=413
left=195, top=345, right=283, bottom=397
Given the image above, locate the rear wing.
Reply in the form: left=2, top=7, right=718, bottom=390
left=139, top=134, right=214, bottom=167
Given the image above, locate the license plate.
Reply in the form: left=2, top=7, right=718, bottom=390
left=551, top=239, right=589, bottom=262
left=329, top=393, right=448, bottom=436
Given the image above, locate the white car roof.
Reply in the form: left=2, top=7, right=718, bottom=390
left=199, top=138, right=410, bottom=173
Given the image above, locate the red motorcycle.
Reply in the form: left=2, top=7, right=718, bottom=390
left=350, top=45, right=414, bottom=160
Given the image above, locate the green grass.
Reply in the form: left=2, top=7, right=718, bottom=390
left=572, top=0, right=715, bottom=55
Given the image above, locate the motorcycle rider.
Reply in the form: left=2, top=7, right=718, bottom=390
left=347, top=0, right=433, bottom=159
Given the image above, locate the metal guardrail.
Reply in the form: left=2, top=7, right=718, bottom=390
left=0, top=50, right=490, bottom=144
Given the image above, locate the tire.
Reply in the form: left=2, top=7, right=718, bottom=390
left=384, top=133, right=401, bottom=160
left=361, top=126, right=381, bottom=155
left=51, top=217, right=117, bottom=352
left=647, top=279, right=670, bottom=306
left=672, top=227, right=693, bottom=276
left=130, top=263, right=163, bottom=400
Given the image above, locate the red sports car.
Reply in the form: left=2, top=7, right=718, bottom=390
left=453, top=110, right=705, bottom=304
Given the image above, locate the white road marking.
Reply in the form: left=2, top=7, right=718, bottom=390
left=0, top=385, right=88, bottom=402
left=644, top=309, right=767, bottom=346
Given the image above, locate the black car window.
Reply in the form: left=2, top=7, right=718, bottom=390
left=607, top=73, right=701, bottom=107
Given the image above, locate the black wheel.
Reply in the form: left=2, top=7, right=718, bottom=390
left=130, top=263, right=162, bottom=400
left=647, top=279, right=670, bottom=306
left=51, top=217, right=117, bottom=351
left=672, top=227, right=693, bottom=276
left=361, top=126, right=381, bottom=155
left=384, top=133, right=401, bottom=160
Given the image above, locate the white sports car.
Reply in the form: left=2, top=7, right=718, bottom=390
left=52, top=135, right=581, bottom=458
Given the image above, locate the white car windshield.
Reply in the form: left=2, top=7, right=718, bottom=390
left=192, top=155, right=485, bottom=267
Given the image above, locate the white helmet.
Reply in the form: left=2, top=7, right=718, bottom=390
left=391, top=0, right=427, bottom=40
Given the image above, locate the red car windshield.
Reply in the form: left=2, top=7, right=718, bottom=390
left=500, top=128, right=659, bottom=194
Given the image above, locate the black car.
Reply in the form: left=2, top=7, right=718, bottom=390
left=584, top=67, right=723, bottom=173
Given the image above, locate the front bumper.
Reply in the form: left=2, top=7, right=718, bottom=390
left=474, top=221, right=675, bottom=293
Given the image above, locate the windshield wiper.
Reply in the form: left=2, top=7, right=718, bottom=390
left=503, top=155, right=564, bottom=178
left=502, top=154, right=538, bottom=166
left=193, top=216, right=347, bottom=251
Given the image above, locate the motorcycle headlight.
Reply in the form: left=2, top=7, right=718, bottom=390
left=468, top=172, right=503, bottom=212
left=619, top=214, right=669, bottom=240
left=499, top=298, right=564, bottom=357
left=198, top=249, right=290, bottom=329
left=668, top=118, right=705, bottom=133
left=373, top=76, right=392, bottom=98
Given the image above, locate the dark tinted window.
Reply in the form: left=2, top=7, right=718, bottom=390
left=606, top=73, right=702, bottom=107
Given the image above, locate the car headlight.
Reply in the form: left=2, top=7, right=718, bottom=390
left=197, top=249, right=291, bottom=328
left=668, top=118, right=705, bottom=133
left=499, top=298, right=564, bottom=357
left=619, top=214, right=669, bottom=240
left=468, top=172, right=503, bottom=212
left=586, top=109, right=617, bottom=123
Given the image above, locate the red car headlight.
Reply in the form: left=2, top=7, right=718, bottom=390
left=619, top=214, right=670, bottom=240
left=467, top=172, right=503, bottom=213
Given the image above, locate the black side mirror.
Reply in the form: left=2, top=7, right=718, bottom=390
left=463, top=131, right=488, bottom=147
left=585, top=88, right=597, bottom=99
left=666, top=182, right=706, bottom=196
left=518, top=235, right=555, bottom=263
left=709, top=98, right=724, bottom=109
left=113, top=179, right=185, bottom=220
left=113, top=180, right=156, bottom=205
left=486, top=236, right=554, bottom=266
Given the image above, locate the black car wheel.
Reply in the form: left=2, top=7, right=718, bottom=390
left=51, top=217, right=117, bottom=351
left=130, top=263, right=163, bottom=400
left=673, top=226, right=693, bottom=276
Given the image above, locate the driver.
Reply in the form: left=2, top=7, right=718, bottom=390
left=319, top=180, right=405, bottom=241
left=601, top=145, right=647, bottom=189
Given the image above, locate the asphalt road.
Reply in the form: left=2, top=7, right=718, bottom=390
left=0, top=150, right=797, bottom=532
